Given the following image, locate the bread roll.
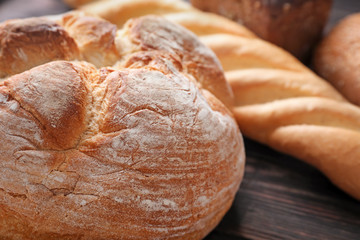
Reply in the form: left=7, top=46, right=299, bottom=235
left=314, top=13, right=360, bottom=106
left=0, top=12, right=245, bottom=239
left=190, top=0, right=332, bottom=60
left=80, top=0, right=360, bottom=200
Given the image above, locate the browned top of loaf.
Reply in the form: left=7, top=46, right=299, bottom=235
left=0, top=11, right=233, bottom=108
left=0, top=17, right=80, bottom=78
left=0, top=12, right=244, bottom=240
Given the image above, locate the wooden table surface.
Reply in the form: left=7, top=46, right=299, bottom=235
left=1, top=0, right=360, bottom=239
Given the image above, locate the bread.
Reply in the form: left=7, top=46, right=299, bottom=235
left=63, top=0, right=96, bottom=8
left=0, top=12, right=245, bottom=239
left=190, top=0, right=332, bottom=60
left=314, top=13, right=360, bottom=106
left=64, top=0, right=333, bottom=52
left=79, top=0, right=360, bottom=200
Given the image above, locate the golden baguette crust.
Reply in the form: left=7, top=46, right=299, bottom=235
left=314, top=13, right=360, bottom=106
left=79, top=0, right=360, bottom=200
left=72, top=0, right=331, bottom=59
left=79, top=0, right=256, bottom=38
left=0, top=13, right=245, bottom=239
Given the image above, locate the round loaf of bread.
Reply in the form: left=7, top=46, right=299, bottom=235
left=0, top=13, right=245, bottom=239
left=314, top=13, right=360, bottom=106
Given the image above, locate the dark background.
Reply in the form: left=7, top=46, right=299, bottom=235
left=1, top=0, right=360, bottom=239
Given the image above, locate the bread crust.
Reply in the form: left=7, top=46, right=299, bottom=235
left=64, top=0, right=97, bottom=8
left=0, top=13, right=244, bottom=239
left=0, top=12, right=233, bottom=109
left=0, top=17, right=80, bottom=78
left=79, top=0, right=360, bottom=200
left=191, top=0, right=332, bottom=60
left=314, top=13, right=360, bottom=106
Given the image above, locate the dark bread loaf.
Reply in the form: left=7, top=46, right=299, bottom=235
left=191, top=0, right=332, bottom=60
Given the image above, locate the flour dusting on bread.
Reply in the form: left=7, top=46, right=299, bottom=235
left=0, top=13, right=244, bottom=240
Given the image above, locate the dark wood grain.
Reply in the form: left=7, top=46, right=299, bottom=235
left=1, top=0, right=360, bottom=239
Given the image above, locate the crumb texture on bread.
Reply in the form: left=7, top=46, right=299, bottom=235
left=0, top=13, right=244, bottom=239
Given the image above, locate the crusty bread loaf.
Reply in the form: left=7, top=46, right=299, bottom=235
left=314, top=13, right=360, bottom=106
left=0, top=12, right=245, bottom=239
left=190, top=0, right=332, bottom=60
left=79, top=0, right=360, bottom=200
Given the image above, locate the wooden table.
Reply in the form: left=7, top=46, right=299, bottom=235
left=1, top=0, right=360, bottom=239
